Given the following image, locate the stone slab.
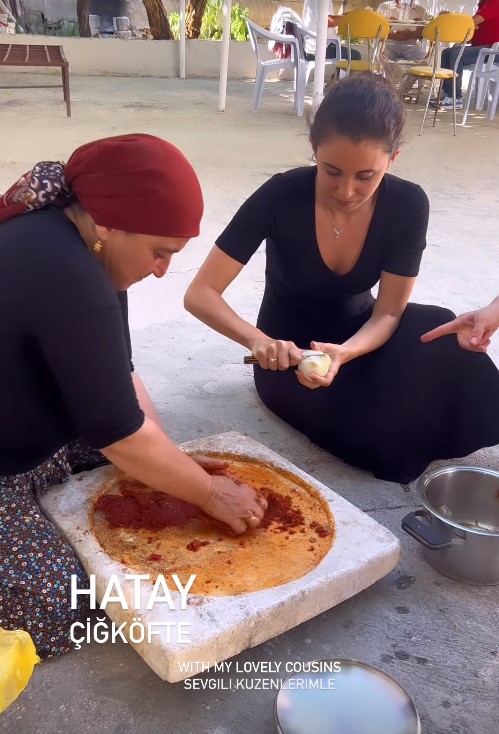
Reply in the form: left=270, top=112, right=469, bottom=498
left=39, top=432, right=401, bottom=682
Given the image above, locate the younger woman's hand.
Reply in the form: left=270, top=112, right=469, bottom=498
left=295, top=341, right=346, bottom=390
left=248, top=337, right=303, bottom=371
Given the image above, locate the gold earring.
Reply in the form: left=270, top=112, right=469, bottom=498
left=93, top=239, right=103, bottom=253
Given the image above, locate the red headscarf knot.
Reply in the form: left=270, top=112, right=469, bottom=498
left=0, top=134, right=204, bottom=238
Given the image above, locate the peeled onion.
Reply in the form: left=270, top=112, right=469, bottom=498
left=298, top=350, right=332, bottom=378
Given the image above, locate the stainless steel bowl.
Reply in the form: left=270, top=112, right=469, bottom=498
left=274, top=659, right=420, bottom=734
left=402, top=465, right=499, bottom=585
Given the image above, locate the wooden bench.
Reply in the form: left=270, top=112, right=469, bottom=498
left=0, top=43, right=71, bottom=116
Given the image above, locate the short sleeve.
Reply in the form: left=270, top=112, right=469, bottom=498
left=35, top=298, right=144, bottom=449
left=382, top=185, right=429, bottom=278
left=117, top=290, right=134, bottom=372
left=216, top=174, right=285, bottom=265
left=479, top=2, right=499, bottom=21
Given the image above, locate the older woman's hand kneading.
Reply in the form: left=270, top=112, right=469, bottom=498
left=101, top=418, right=265, bottom=535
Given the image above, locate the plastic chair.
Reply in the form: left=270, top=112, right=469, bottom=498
left=246, top=19, right=301, bottom=114
left=289, top=22, right=341, bottom=116
left=335, top=10, right=390, bottom=78
left=462, top=44, right=499, bottom=124
left=401, top=13, right=475, bottom=136
left=462, top=41, right=499, bottom=111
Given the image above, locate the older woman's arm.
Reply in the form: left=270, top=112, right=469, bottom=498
left=100, top=418, right=265, bottom=534
left=131, top=372, right=163, bottom=427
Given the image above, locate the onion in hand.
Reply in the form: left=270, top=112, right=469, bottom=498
left=297, top=350, right=332, bottom=378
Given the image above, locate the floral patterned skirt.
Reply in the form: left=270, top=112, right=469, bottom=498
left=0, top=442, right=108, bottom=659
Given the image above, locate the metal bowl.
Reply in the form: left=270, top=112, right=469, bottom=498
left=274, top=659, right=421, bottom=734
left=402, top=466, right=499, bottom=584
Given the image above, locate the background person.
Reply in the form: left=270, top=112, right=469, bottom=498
left=421, top=296, right=499, bottom=351
left=436, top=0, right=499, bottom=110
left=377, top=0, right=429, bottom=94
left=301, top=0, right=362, bottom=61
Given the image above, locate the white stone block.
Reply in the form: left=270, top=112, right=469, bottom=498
left=39, top=432, right=400, bottom=683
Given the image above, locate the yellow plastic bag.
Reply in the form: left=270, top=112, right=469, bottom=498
left=0, top=628, right=40, bottom=713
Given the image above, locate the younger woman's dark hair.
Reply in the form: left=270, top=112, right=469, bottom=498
left=310, top=73, right=406, bottom=155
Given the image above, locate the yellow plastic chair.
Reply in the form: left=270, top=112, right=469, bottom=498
left=401, top=13, right=475, bottom=136
left=336, top=10, right=390, bottom=78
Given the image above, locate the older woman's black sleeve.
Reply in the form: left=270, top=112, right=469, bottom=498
left=35, top=299, right=144, bottom=449
left=117, top=290, right=134, bottom=372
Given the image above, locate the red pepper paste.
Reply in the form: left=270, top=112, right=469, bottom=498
left=148, top=553, right=162, bottom=562
left=94, top=480, right=201, bottom=530
left=258, top=488, right=305, bottom=531
left=186, top=539, right=210, bottom=552
left=310, top=521, right=331, bottom=538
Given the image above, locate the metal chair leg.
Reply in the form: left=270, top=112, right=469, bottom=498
left=419, top=74, right=435, bottom=135
left=399, top=73, right=407, bottom=99
left=432, top=79, right=443, bottom=127
left=452, top=75, right=457, bottom=135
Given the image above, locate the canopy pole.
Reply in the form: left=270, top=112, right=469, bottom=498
left=218, top=0, right=233, bottom=112
left=312, top=0, right=330, bottom=114
left=179, top=0, right=186, bottom=79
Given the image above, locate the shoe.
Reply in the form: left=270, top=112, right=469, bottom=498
left=431, top=96, right=463, bottom=110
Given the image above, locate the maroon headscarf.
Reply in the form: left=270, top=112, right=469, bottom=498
left=0, top=133, right=204, bottom=238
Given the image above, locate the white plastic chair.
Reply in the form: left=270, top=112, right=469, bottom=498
left=462, top=44, right=499, bottom=124
left=246, top=19, right=302, bottom=114
left=289, top=22, right=341, bottom=115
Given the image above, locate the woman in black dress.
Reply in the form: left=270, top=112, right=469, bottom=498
left=0, top=134, right=265, bottom=659
left=185, top=74, right=499, bottom=484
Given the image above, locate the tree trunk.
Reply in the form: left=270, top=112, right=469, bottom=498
left=76, top=0, right=91, bottom=38
left=142, top=0, right=172, bottom=40
left=185, top=0, right=208, bottom=40
left=2, top=0, right=23, bottom=23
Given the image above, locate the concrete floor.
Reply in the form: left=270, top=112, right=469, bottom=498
left=1, top=75, right=498, bottom=734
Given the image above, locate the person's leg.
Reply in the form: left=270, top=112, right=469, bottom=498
left=0, top=451, right=89, bottom=659
left=399, top=46, right=428, bottom=95
left=453, top=45, right=485, bottom=99
left=401, top=44, right=427, bottom=62
left=325, top=43, right=336, bottom=60
left=440, top=46, right=455, bottom=97
left=339, top=46, right=361, bottom=61
left=442, top=45, right=483, bottom=99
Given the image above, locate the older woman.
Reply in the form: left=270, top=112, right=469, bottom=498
left=0, top=134, right=266, bottom=659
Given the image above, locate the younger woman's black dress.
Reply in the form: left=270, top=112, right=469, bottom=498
left=216, top=167, right=499, bottom=483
